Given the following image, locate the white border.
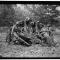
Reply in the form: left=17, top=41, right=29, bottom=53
left=0, top=0, right=60, bottom=1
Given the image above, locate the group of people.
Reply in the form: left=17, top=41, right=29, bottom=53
left=6, top=18, right=56, bottom=46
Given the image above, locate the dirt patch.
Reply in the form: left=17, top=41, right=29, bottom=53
left=0, top=41, right=59, bottom=57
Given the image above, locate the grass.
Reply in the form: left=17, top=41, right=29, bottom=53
left=0, top=27, right=60, bottom=57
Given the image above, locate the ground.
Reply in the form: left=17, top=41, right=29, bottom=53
left=0, top=28, right=60, bottom=57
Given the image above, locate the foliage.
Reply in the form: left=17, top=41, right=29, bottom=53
left=15, top=4, right=59, bottom=26
left=0, top=4, right=59, bottom=27
left=0, top=4, right=15, bottom=27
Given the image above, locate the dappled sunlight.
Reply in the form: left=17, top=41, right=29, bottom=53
left=15, top=4, right=32, bottom=18
left=0, top=4, right=60, bottom=57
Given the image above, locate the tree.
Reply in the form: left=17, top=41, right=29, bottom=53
left=0, top=4, right=15, bottom=27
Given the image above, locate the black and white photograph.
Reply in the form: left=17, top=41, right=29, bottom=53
left=0, top=3, right=60, bottom=58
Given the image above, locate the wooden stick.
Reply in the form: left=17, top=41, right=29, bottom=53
left=13, top=32, right=30, bottom=45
